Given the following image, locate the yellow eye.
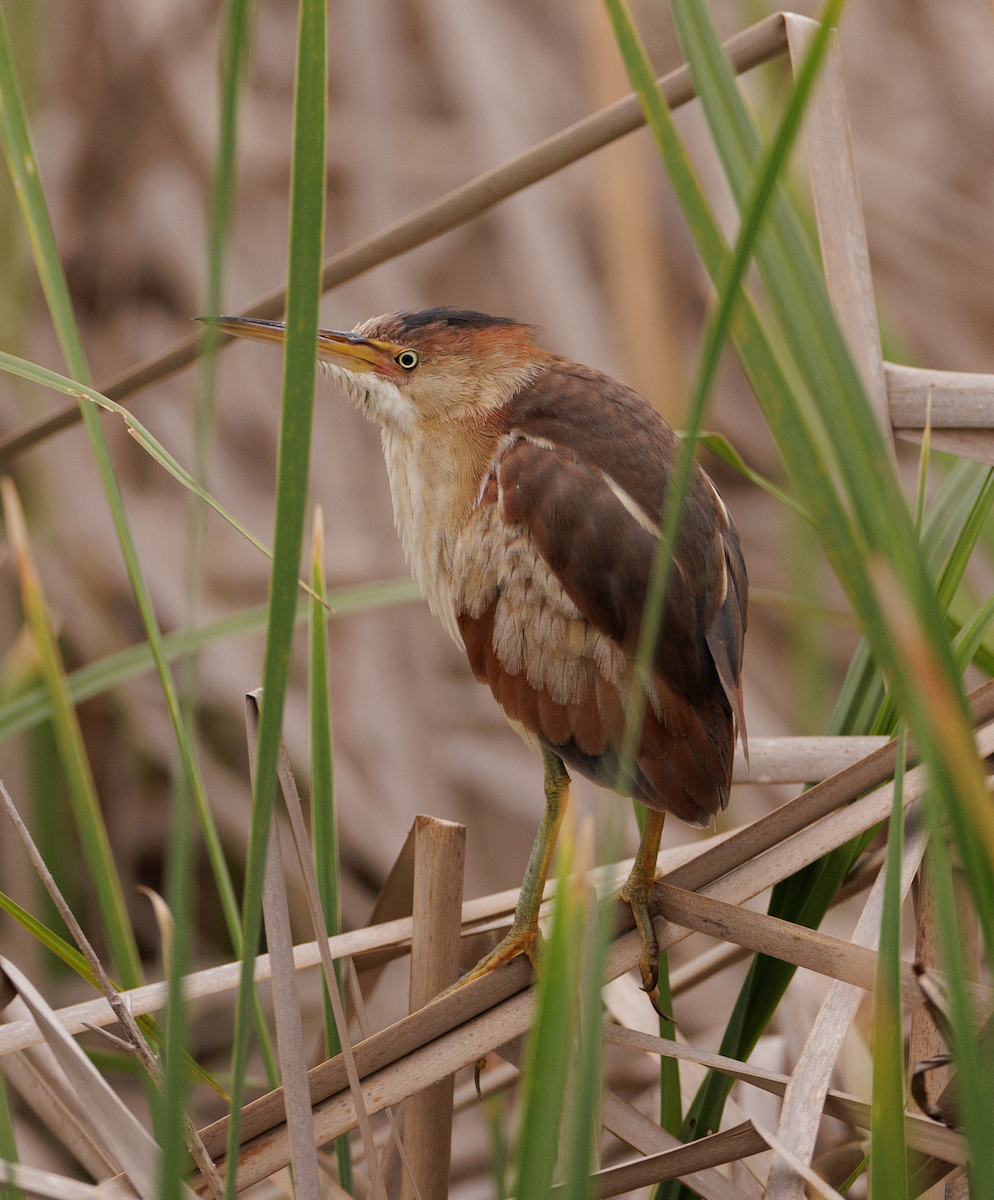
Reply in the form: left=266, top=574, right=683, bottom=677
left=395, top=349, right=419, bottom=369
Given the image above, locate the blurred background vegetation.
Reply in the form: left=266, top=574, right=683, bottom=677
left=1, top=0, right=994, bottom=1192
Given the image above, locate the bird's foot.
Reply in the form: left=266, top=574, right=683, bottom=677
left=439, top=920, right=543, bottom=997
left=620, top=871, right=661, bottom=998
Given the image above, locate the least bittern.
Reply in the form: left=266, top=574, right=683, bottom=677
left=216, top=308, right=747, bottom=996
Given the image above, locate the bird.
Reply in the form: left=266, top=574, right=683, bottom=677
left=213, top=307, right=748, bottom=997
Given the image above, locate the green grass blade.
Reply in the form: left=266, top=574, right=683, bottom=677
left=0, top=888, right=97, bottom=982
left=0, top=578, right=420, bottom=746
left=923, top=459, right=993, bottom=577
left=688, top=432, right=811, bottom=522
left=0, top=1071, right=23, bottom=1200
left=952, top=591, right=994, bottom=673
left=668, top=0, right=994, bottom=917
left=0, top=0, right=249, bottom=1051
left=601, top=0, right=868, bottom=639
left=599, top=7, right=883, bottom=1167
left=0, top=347, right=338, bottom=614
left=605, top=0, right=843, bottom=794
left=173, top=6, right=256, bottom=1147
left=224, top=0, right=327, bottom=1184
left=514, top=820, right=586, bottom=1198
left=920, top=821, right=994, bottom=1195
left=192, top=0, right=251, bottom=515
left=0, top=887, right=230, bottom=1103
left=308, top=508, right=353, bottom=1192
left=486, top=1094, right=510, bottom=1199
left=935, top=467, right=994, bottom=611
left=869, top=727, right=907, bottom=1200
left=170, top=9, right=254, bottom=1169
left=563, top=859, right=612, bottom=1198
left=914, top=417, right=931, bottom=537
left=0, top=479, right=143, bottom=989
left=663, top=6, right=994, bottom=1177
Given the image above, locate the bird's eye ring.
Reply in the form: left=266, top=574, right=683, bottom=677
left=395, top=349, right=419, bottom=369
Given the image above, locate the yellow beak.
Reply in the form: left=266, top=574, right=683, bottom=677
left=203, top=316, right=407, bottom=377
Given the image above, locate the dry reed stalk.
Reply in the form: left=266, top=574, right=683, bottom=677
left=890, top=362, right=994, bottom=465
left=193, top=719, right=994, bottom=1191
left=0, top=1033, right=118, bottom=1180
left=785, top=15, right=892, bottom=454
left=766, top=804, right=927, bottom=1200
left=0, top=1158, right=133, bottom=1200
left=0, top=776, right=225, bottom=1198
left=652, top=880, right=991, bottom=1010
left=581, top=0, right=688, bottom=425
left=601, top=1025, right=966, bottom=1164
left=259, top=813, right=320, bottom=1200
left=399, top=816, right=465, bottom=1200
left=549, top=1121, right=767, bottom=1198
left=0, top=959, right=161, bottom=1200
left=910, top=855, right=949, bottom=1200
left=0, top=833, right=728, bottom=1059
left=731, top=736, right=890, bottom=783
left=599, top=1088, right=754, bottom=1200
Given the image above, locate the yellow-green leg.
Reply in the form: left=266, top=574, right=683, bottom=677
left=620, top=808, right=666, bottom=994
left=455, top=749, right=570, bottom=986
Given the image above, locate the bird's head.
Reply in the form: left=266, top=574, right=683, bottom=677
left=209, top=307, right=548, bottom=433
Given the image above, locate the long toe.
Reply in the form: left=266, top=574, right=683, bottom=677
left=438, top=921, right=541, bottom=998
left=620, top=878, right=660, bottom=996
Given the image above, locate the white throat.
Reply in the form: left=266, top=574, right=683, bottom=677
left=378, top=423, right=465, bottom=645
left=326, top=362, right=465, bottom=644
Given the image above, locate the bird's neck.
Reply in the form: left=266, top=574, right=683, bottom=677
left=379, top=418, right=500, bottom=645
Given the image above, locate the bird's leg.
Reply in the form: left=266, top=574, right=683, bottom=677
left=455, top=749, right=570, bottom=987
left=620, top=809, right=666, bottom=995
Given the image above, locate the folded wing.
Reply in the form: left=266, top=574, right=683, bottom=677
left=453, top=362, right=748, bottom=826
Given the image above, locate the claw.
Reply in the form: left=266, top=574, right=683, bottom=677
left=620, top=874, right=661, bottom=999
left=646, top=991, right=676, bottom=1025
left=638, top=950, right=659, bottom=996
left=621, top=808, right=666, bottom=1015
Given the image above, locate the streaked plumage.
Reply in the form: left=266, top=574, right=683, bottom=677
left=348, top=309, right=748, bottom=827
left=215, top=306, right=748, bottom=991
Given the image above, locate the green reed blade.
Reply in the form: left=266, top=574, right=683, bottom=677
left=920, top=822, right=994, bottom=1194
left=0, top=0, right=233, bottom=1031
left=869, top=727, right=907, bottom=1200
left=514, top=820, right=586, bottom=1198
left=657, top=2, right=994, bottom=1185
left=0, top=888, right=95, bottom=982
left=688, top=431, right=811, bottom=522
left=669, top=0, right=994, bottom=940
left=0, top=578, right=420, bottom=746
left=632, top=802, right=681, bottom=1137
left=0, top=1071, right=22, bottom=1200
left=223, top=0, right=327, bottom=1185
left=605, top=0, right=845, bottom=801
left=0, top=479, right=143, bottom=990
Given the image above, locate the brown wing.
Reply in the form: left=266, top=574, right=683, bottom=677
left=453, top=363, right=748, bottom=825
